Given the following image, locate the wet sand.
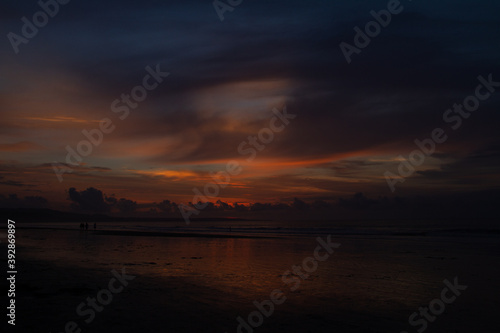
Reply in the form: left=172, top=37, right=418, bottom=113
left=3, top=228, right=500, bottom=332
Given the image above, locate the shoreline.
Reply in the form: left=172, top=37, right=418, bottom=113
left=2, top=227, right=277, bottom=239
left=92, top=229, right=276, bottom=239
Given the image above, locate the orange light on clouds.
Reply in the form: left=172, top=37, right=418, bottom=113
left=0, top=141, right=44, bottom=152
left=21, top=116, right=101, bottom=123
left=134, top=169, right=201, bottom=180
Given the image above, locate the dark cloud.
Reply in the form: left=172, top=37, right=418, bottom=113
left=0, top=194, right=48, bottom=208
left=0, top=180, right=34, bottom=187
left=116, top=198, right=137, bottom=213
left=68, top=187, right=110, bottom=212
left=415, top=143, right=500, bottom=187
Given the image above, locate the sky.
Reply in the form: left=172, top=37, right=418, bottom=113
left=1, top=0, right=500, bottom=211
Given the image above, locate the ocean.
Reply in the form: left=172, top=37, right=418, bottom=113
left=5, top=218, right=500, bottom=332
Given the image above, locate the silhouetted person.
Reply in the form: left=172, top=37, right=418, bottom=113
left=85, top=222, right=89, bottom=230
left=94, top=223, right=96, bottom=230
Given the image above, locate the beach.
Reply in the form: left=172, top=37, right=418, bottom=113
left=3, top=221, right=500, bottom=332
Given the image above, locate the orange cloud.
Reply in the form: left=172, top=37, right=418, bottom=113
left=21, top=116, right=101, bottom=124
left=133, top=169, right=201, bottom=181
left=0, top=141, right=45, bottom=152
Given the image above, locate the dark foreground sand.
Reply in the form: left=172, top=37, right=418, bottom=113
left=3, top=228, right=500, bottom=333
